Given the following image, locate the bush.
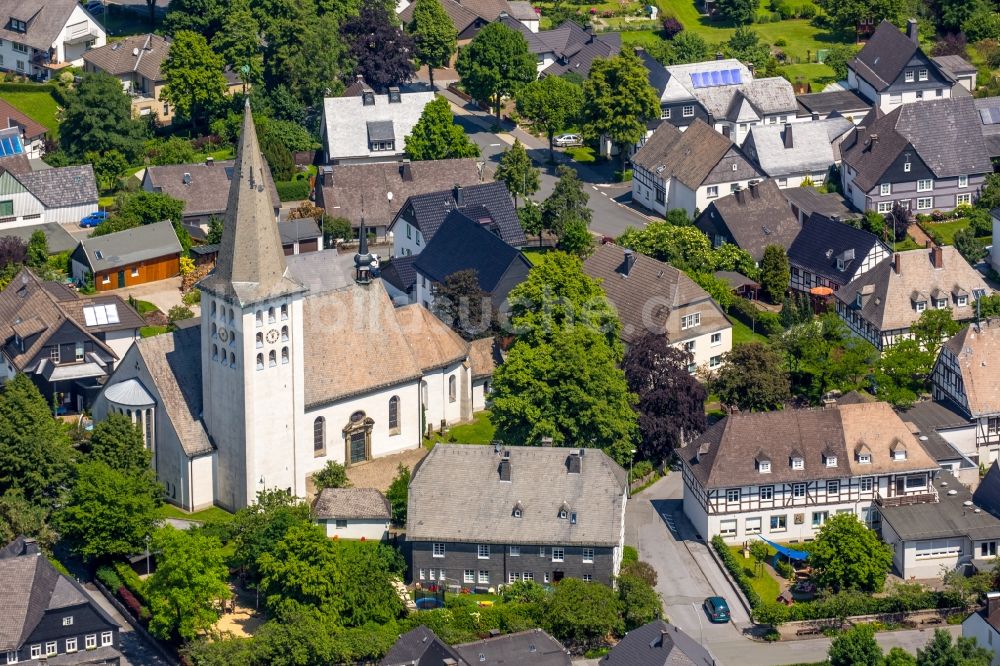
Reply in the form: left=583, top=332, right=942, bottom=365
left=775, top=559, right=795, bottom=579
left=118, top=586, right=151, bottom=622
left=661, top=17, right=684, bottom=38
left=167, top=305, right=195, bottom=324
left=712, top=535, right=761, bottom=608
left=274, top=179, right=311, bottom=202
left=727, top=297, right=782, bottom=336
left=630, top=459, right=654, bottom=481
left=182, top=290, right=201, bottom=306
left=115, top=561, right=148, bottom=602
left=96, top=565, right=123, bottom=592
left=622, top=545, right=639, bottom=567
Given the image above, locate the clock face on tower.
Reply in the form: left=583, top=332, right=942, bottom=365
left=266, top=329, right=279, bottom=344
left=218, top=328, right=229, bottom=342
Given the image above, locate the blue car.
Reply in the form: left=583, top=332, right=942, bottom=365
left=80, top=211, right=109, bottom=228
left=704, top=596, right=731, bottom=623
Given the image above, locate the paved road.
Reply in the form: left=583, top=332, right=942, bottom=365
left=81, top=582, right=175, bottom=666
left=628, top=473, right=959, bottom=665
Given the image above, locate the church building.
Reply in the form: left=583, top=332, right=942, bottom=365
left=93, top=104, right=478, bottom=511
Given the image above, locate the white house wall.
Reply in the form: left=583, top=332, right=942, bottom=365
left=55, top=6, right=107, bottom=65
left=319, top=517, right=389, bottom=540
left=99, top=328, right=139, bottom=360
left=962, top=613, right=1000, bottom=666
left=44, top=203, right=98, bottom=226
left=391, top=218, right=424, bottom=258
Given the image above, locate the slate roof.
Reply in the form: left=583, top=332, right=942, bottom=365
left=0, top=0, right=90, bottom=52
left=399, top=0, right=511, bottom=34
left=787, top=214, right=887, bottom=284
left=880, top=472, right=1000, bottom=542
left=898, top=399, right=970, bottom=462
left=600, top=620, right=715, bottom=666
left=795, top=89, right=872, bottom=119
left=82, top=33, right=170, bottom=82
left=500, top=19, right=622, bottom=79
left=849, top=20, right=949, bottom=92
left=694, top=179, right=800, bottom=262
left=322, top=85, right=435, bottom=161
left=14, top=165, right=98, bottom=208
left=381, top=625, right=467, bottom=666
left=312, top=487, right=391, bottom=520
left=841, top=97, right=992, bottom=192
left=381, top=255, right=419, bottom=295
left=0, top=99, right=47, bottom=140
left=833, top=246, right=990, bottom=333
left=633, top=120, right=756, bottom=191
left=454, top=629, right=571, bottom=666
left=0, top=222, right=78, bottom=254
left=942, top=319, right=1000, bottom=417
left=781, top=187, right=855, bottom=222
left=0, top=154, right=32, bottom=176
left=655, top=58, right=750, bottom=104
left=507, top=1, right=537, bottom=20
left=583, top=242, right=730, bottom=345
left=407, top=444, right=627, bottom=545
left=973, top=96, right=1000, bottom=158
left=315, top=158, right=482, bottom=230
left=143, top=158, right=280, bottom=219
left=76, top=220, right=182, bottom=273
left=678, top=402, right=939, bottom=489
left=932, top=54, right=977, bottom=77
left=413, top=209, right=531, bottom=306
left=391, top=181, right=523, bottom=248
left=743, top=117, right=852, bottom=178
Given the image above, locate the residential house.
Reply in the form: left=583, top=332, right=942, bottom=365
left=499, top=16, right=619, bottom=78
left=933, top=55, right=977, bottom=93
left=468, top=337, right=497, bottom=412
left=599, top=620, right=717, bottom=666
left=834, top=246, right=991, bottom=350
left=507, top=1, right=539, bottom=32
left=141, top=158, right=280, bottom=238
left=840, top=97, right=991, bottom=214
left=398, top=0, right=517, bottom=41
left=278, top=218, right=323, bottom=256
left=0, top=0, right=106, bottom=80
left=381, top=626, right=570, bottom=666
left=312, top=487, right=391, bottom=541
left=409, top=209, right=532, bottom=311
left=582, top=242, right=732, bottom=370
left=742, top=117, right=853, bottom=188
left=678, top=401, right=941, bottom=543
left=314, top=158, right=483, bottom=239
left=640, top=53, right=800, bottom=144
left=407, top=444, right=628, bottom=587
left=70, top=220, right=182, bottom=291
left=0, top=98, right=47, bottom=158
left=321, top=80, right=436, bottom=164
left=693, top=179, right=800, bottom=263
left=898, top=400, right=978, bottom=485
left=847, top=19, right=957, bottom=112
left=82, top=33, right=172, bottom=124
left=631, top=119, right=763, bottom=218
left=795, top=89, right=872, bottom=124
left=933, top=320, right=1000, bottom=464
left=878, top=471, right=1000, bottom=578
left=0, top=164, right=97, bottom=229
left=787, top=214, right=891, bottom=293
left=388, top=181, right=523, bottom=257
left=0, top=268, right=143, bottom=412
left=0, top=536, right=122, bottom=665
left=974, top=98, right=1000, bottom=160
left=782, top=187, right=855, bottom=225
left=962, top=590, right=1000, bottom=665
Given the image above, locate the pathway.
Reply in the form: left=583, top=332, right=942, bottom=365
left=346, top=446, right=427, bottom=491
left=80, top=582, right=175, bottom=666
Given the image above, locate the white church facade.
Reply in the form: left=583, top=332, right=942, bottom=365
left=93, top=104, right=479, bottom=512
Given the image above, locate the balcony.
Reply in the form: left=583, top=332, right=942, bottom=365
left=64, top=21, right=101, bottom=44
left=874, top=487, right=938, bottom=508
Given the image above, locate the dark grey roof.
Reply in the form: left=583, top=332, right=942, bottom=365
left=880, top=472, right=1000, bottom=542
left=15, top=165, right=98, bottom=208
left=974, top=462, right=1000, bottom=518
left=781, top=187, right=855, bottom=222
left=278, top=218, right=321, bottom=245
left=694, top=180, right=800, bottom=262
left=713, top=270, right=759, bottom=289
left=600, top=620, right=715, bottom=666
left=312, top=487, right=390, bottom=520
left=632, top=120, right=758, bottom=191
left=933, top=55, right=977, bottom=76
left=795, top=89, right=872, bottom=118
left=392, top=181, right=524, bottom=248
left=454, top=629, right=571, bottom=666
left=381, top=255, right=418, bottom=295
left=381, top=626, right=467, bottom=666
left=849, top=20, right=948, bottom=92
left=77, top=220, right=182, bottom=272
left=367, top=120, right=396, bottom=142
left=898, top=400, right=971, bottom=463
left=974, top=97, right=1000, bottom=158
left=787, top=214, right=886, bottom=284
left=0, top=222, right=78, bottom=254
left=190, top=243, right=220, bottom=256
left=529, top=21, right=621, bottom=79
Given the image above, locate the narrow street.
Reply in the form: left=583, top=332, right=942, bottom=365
left=80, top=582, right=175, bottom=666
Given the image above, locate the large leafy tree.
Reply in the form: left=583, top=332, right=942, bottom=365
left=456, top=22, right=536, bottom=121
left=0, top=489, right=57, bottom=550
left=163, top=0, right=226, bottom=38
left=916, top=629, right=992, bottom=666
left=622, top=334, right=706, bottom=462
left=716, top=0, right=756, bottom=24
left=774, top=314, right=877, bottom=402
left=581, top=49, right=659, bottom=170
left=404, top=97, right=480, bottom=160
left=147, top=526, right=231, bottom=641
left=495, top=139, right=539, bottom=208
left=0, top=375, right=75, bottom=505
left=542, top=579, right=623, bottom=651
left=515, top=76, right=583, bottom=162
left=87, top=413, right=152, bottom=473
left=431, top=269, right=493, bottom=340
left=265, top=11, right=347, bottom=105
left=815, top=0, right=905, bottom=34
left=386, top=464, right=410, bottom=526
left=211, top=0, right=264, bottom=87
left=760, top=244, right=790, bottom=303
left=617, top=222, right=717, bottom=273
left=54, top=461, right=161, bottom=563
left=618, top=574, right=663, bottom=631
left=712, top=342, right=791, bottom=412
left=342, top=0, right=415, bottom=92
left=874, top=339, right=934, bottom=408
left=407, top=0, right=456, bottom=90
left=162, top=31, right=228, bottom=132
left=542, top=165, right=592, bottom=246
left=61, top=71, right=147, bottom=162
left=910, top=307, right=961, bottom=356
left=828, top=623, right=883, bottom=666
left=231, top=488, right=312, bottom=583
left=312, top=461, right=350, bottom=490
left=809, top=513, right=893, bottom=592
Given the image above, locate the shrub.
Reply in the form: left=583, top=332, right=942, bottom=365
left=118, top=587, right=151, bottom=622
left=630, top=459, right=654, bottom=481
left=179, top=256, right=195, bottom=276
left=774, top=38, right=787, bottom=47
left=182, top=290, right=201, bottom=306
left=727, top=297, right=782, bottom=336
left=622, top=545, right=639, bottom=567
left=661, top=17, right=683, bottom=38
left=712, top=535, right=761, bottom=608
left=96, top=565, right=123, bottom=592
left=274, top=179, right=311, bottom=202
left=775, top=559, right=795, bottom=579
left=114, top=562, right=148, bottom=602
left=167, top=305, right=195, bottom=324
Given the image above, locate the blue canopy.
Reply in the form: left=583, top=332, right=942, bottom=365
left=759, top=536, right=809, bottom=561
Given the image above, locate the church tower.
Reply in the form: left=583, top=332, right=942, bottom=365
left=198, top=101, right=307, bottom=511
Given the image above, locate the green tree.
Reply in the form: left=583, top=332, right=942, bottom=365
left=258, top=129, right=295, bottom=181
left=231, top=489, right=311, bottom=582
left=515, top=76, right=584, bottom=162
left=911, top=307, right=961, bottom=356
left=649, top=31, right=710, bottom=65
left=264, top=12, right=347, bottom=107
left=206, top=216, right=224, bottom=245
left=61, top=71, right=148, bottom=162
left=828, top=623, right=883, bottom=666
left=618, top=574, right=662, bottom=631
left=978, top=294, right=1000, bottom=318
left=712, top=342, right=792, bottom=412
left=0, top=375, right=75, bottom=505
left=456, top=22, right=536, bottom=121
left=211, top=0, right=264, bottom=87
left=404, top=97, right=480, bottom=160
left=748, top=541, right=770, bottom=574
left=386, top=464, right=409, bottom=526
left=542, top=579, right=623, bottom=650
left=809, top=513, right=893, bottom=592
left=542, top=165, right=592, bottom=241
left=874, top=338, right=933, bottom=408
left=616, top=222, right=717, bottom=272
left=312, top=461, right=350, bottom=489
left=559, top=218, right=593, bottom=257
left=26, top=230, right=47, bottom=269
left=760, top=244, right=790, bottom=303
left=0, top=489, right=57, bottom=550
left=88, top=413, right=152, bottom=473
left=55, top=461, right=161, bottom=562
left=163, top=0, right=226, bottom=37
left=885, top=647, right=917, bottom=666
left=582, top=49, right=659, bottom=170
left=917, top=629, right=992, bottom=666
left=954, top=227, right=986, bottom=264
left=495, top=139, right=539, bottom=208
left=518, top=202, right=544, bottom=244
left=816, top=0, right=905, bottom=35
left=942, top=567, right=994, bottom=610
left=87, top=149, right=130, bottom=193
left=432, top=269, right=493, bottom=340
left=716, top=0, right=756, bottom=24
left=407, top=0, right=457, bottom=90
left=939, top=0, right=989, bottom=33
left=964, top=8, right=1000, bottom=43
left=147, top=526, right=231, bottom=641
left=822, top=44, right=859, bottom=81
left=146, top=136, right=198, bottom=166
left=162, top=30, right=228, bottom=131
left=94, top=191, right=187, bottom=250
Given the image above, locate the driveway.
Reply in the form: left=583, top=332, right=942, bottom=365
left=106, top=276, right=198, bottom=317
left=80, top=582, right=175, bottom=666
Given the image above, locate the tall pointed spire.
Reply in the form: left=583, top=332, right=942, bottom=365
left=199, top=100, right=303, bottom=304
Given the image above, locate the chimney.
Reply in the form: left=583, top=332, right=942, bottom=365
left=715, top=51, right=723, bottom=61
left=321, top=165, right=333, bottom=186
left=623, top=248, right=636, bottom=276
left=893, top=253, right=901, bottom=274
left=749, top=181, right=759, bottom=198
left=399, top=160, right=412, bottom=181
left=696, top=442, right=710, bottom=462
left=869, top=133, right=879, bottom=146
left=747, top=62, right=755, bottom=76
left=906, top=18, right=918, bottom=44
left=783, top=124, right=793, bottom=149
left=499, top=458, right=511, bottom=481
left=22, top=538, right=39, bottom=556
left=454, top=184, right=464, bottom=207
left=567, top=452, right=582, bottom=474
left=932, top=245, right=943, bottom=269
left=206, top=156, right=214, bottom=166
left=925, top=239, right=932, bottom=249
left=541, top=436, right=553, bottom=447
left=182, top=172, right=191, bottom=185
left=734, top=185, right=744, bottom=204
left=988, top=592, right=1000, bottom=618
left=388, top=86, right=401, bottom=104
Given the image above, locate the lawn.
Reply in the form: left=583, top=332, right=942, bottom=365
left=565, top=145, right=597, bottom=164
left=425, top=411, right=496, bottom=448
left=523, top=247, right=552, bottom=265
left=925, top=219, right=970, bottom=246
left=728, top=544, right=782, bottom=604
left=894, top=237, right=921, bottom=251
left=0, top=90, right=60, bottom=138
left=140, top=325, right=170, bottom=338
left=158, top=503, right=234, bottom=523
left=131, top=299, right=160, bottom=315
left=780, top=63, right=836, bottom=91
left=731, top=316, right=769, bottom=345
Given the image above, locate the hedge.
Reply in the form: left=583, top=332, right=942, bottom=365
left=274, top=179, right=311, bottom=202
left=114, top=561, right=148, bottom=604
left=726, top=297, right=782, bottom=336
left=711, top=535, right=761, bottom=608
left=752, top=586, right=957, bottom=625
left=0, top=82, right=69, bottom=106
left=96, top=565, right=123, bottom=592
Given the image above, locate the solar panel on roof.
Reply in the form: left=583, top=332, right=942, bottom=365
left=982, top=108, right=1000, bottom=125
left=83, top=307, right=97, bottom=327
left=689, top=72, right=701, bottom=88
left=731, top=69, right=743, bottom=84
left=720, top=69, right=732, bottom=85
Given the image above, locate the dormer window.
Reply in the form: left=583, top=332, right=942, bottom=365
left=915, top=301, right=926, bottom=312
left=918, top=68, right=928, bottom=81
left=512, top=501, right=523, bottom=518
left=855, top=293, right=862, bottom=307
left=958, top=295, right=968, bottom=306
left=824, top=455, right=837, bottom=468
left=934, top=298, right=947, bottom=309
left=859, top=454, right=871, bottom=464
left=791, top=457, right=804, bottom=470
left=513, top=509, right=521, bottom=518
left=558, top=509, right=567, bottom=519
left=9, top=18, right=26, bottom=32
left=759, top=461, right=771, bottom=473
left=558, top=502, right=569, bottom=519
left=362, top=91, right=375, bottom=106
left=894, top=449, right=907, bottom=460
left=905, top=70, right=914, bottom=83
left=837, top=258, right=845, bottom=271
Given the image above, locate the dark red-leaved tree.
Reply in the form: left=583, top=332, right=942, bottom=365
left=622, top=332, right=707, bottom=463
left=342, top=0, right=415, bottom=92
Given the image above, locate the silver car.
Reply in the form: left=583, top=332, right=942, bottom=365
left=554, top=134, right=582, bottom=147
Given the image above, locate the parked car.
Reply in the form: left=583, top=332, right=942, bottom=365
left=84, top=0, right=104, bottom=13
left=554, top=134, right=582, bottom=147
left=80, top=211, right=109, bottom=228
left=703, top=596, right=730, bottom=623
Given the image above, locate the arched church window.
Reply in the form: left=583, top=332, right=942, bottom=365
left=268, top=350, right=276, bottom=367
left=281, top=347, right=289, bottom=364
left=314, top=417, right=326, bottom=456
left=229, top=352, right=236, bottom=368
left=212, top=344, right=218, bottom=360
left=228, top=308, right=234, bottom=323
left=255, top=311, right=263, bottom=327
left=281, top=304, right=288, bottom=320
left=388, top=396, right=399, bottom=431
left=449, top=375, right=457, bottom=403
left=211, top=301, right=217, bottom=318
left=256, top=332, right=263, bottom=349
left=256, top=353, right=264, bottom=371
left=281, top=326, right=289, bottom=342
left=268, top=307, right=276, bottom=323
left=211, top=322, right=217, bottom=339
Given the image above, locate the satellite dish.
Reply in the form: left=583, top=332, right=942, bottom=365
left=387, top=191, right=393, bottom=201
left=963, top=499, right=973, bottom=505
